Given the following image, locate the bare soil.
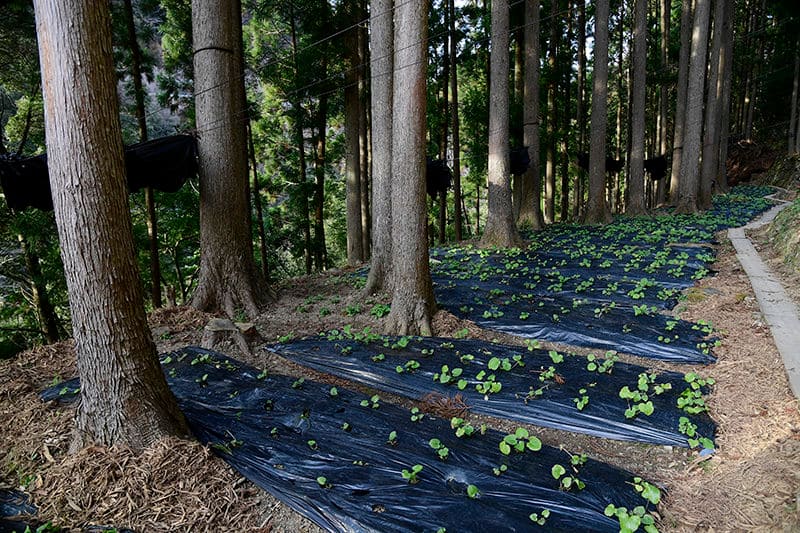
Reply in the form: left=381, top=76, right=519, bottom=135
left=2, top=229, right=799, bottom=532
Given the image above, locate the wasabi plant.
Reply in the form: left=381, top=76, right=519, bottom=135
left=466, top=484, right=480, bottom=499
left=429, top=438, right=450, bottom=460
left=499, top=427, right=542, bottom=455
left=528, top=509, right=550, bottom=526
left=604, top=504, right=659, bottom=533
left=360, top=394, right=381, bottom=409
left=410, top=407, right=424, bottom=422
left=401, top=464, right=423, bottom=484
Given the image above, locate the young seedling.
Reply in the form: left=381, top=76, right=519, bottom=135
left=429, top=438, right=450, bottom=460
left=410, top=407, right=425, bottom=422
left=360, top=394, right=381, bottom=409
left=493, top=464, right=508, bottom=476
left=451, top=417, right=476, bottom=438
left=291, top=377, right=305, bottom=389
left=551, top=463, right=586, bottom=491
left=307, top=440, right=318, bottom=451
left=466, top=484, right=481, bottom=499
left=529, top=509, right=551, bottom=526
left=329, top=386, right=338, bottom=397
left=387, top=430, right=398, bottom=446
left=499, top=427, right=542, bottom=455
left=573, top=388, right=589, bottom=411
left=401, top=464, right=423, bottom=484
left=316, top=476, right=332, bottom=489
left=604, top=504, right=659, bottom=533
left=395, top=359, right=420, bottom=374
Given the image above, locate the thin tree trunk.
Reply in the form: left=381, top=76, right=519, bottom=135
left=559, top=0, right=573, bottom=221
left=359, top=6, right=371, bottom=260
left=656, top=0, right=670, bottom=205
left=518, top=0, right=544, bottom=230
left=449, top=0, right=463, bottom=240
left=344, top=0, right=363, bottom=266
left=584, top=0, right=612, bottom=224
left=716, top=0, right=734, bottom=191
left=364, top=0, right=393, bottom=295
left=439, top=14, right=450, bottom=245
left=670, top=0, right=693, bottom=204
left=699, top=0, right=726, bottom=209
left=613, top=6, right=625, bottom=213
left=34, top=0, right=189, bottom=449
left=313, top=92, right=329, bottom=271
left=676, top=0, right=711, bottom=214
left=544, top=0, right=558, bottom=224
left=574, top=0, right=586, bottom=218
left=18, top=233, right=60, bottom=343
left=626, top=0, right=647, bottom=215
left=481, top=0, right=521, bottom=247
left=122, top=0, right=161, bottom=309
left=248, top=123, right=269, bottom=280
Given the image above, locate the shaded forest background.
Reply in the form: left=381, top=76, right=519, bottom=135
left=1, top=0, right=799, bottom=356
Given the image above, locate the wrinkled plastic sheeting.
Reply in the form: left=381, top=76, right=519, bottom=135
left=434, top=285, right=717, bottom=364
left=42, top=347, right=654, bottom=532
left=0, top=488, right=37, bottom=532
left=269, top=336, right=715, bottom=447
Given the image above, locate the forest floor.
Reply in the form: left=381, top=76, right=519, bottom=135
left=2, top=186, right=800, bottom=532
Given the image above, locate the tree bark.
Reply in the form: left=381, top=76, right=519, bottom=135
left=655, top=0, right=670, bottom=205
left=364, top=0, right=394, bottom=296
left=573, top=0, right=586, bottom=218
left=33, top=0, right=189, bottom=450
left=699, top=0, right=727, bottom=209
left=313, top=91, right=329, bottom=271
left=675, top=0, right=711, bottom=214
left=670, top=0, right=692, bottom=203
left=716, top=0, right=734, bottom=191
left=344, top=0, right=364, bottom=266
left=385, top=0, right=435, bottom=335
left=481, top=0, right=521, bottom=248
left=583, top=0, right=612, bottom=224
left=518, top=0, right=544, bottom=230
left=626, top=0, right=647, bottom=215
left=450, top=0, right=463, bottom=241
left=359, top=6, right=371, bottom=260
left=543, top=0, right=558, bottom=224
left=191, top=0, right=269, bottom=318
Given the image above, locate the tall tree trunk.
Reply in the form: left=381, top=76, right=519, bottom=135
left=122, top=0, right=161, bottom=309
left=439, top=14, right=450, bottom=245
left=364, top=0, right=393, bottom=295
left=675, top=0, right=710, bottom=214
left=386, top=0, right=435, bottom=335
left=716, top=0, right=733, bottom=191
left=789, top=41, right=800, bottom=154
left=344, top=0, right=364, bottom=266
left=313, top=92, right=329, bottom=271
left=359, top=8, right=371, bottom=260
left=699, top=0, right=726, bottom=209
left=573, top=0, right=586, bottom=218
left=450, top=0, right=463, bottom=241
left=626, top=0, right=647, bottom=215
left=191, top=0, right=269, bottom=318
left=481, top=0, right=521, bottom=247
left=613, top=6, right=625, bottom=214
left=544, top=0, right=558, bottom=224
left=248, top=123, right=269, bottom=280
left=559, top=0, right=572, bottom=221
left=518, top=0, right=544, bottom=230
left=33, top=0, right=188, bottom=450
left=655, top=0, right=670, bottom=205
left=670, top=0, right=692, bottom=203
left=289, top=10, right=312, bottom=275
left=583, top=0, right=612, bottom=224
left=18, top=233, right=60, bottom=343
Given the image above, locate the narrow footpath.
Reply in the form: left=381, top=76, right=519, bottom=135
left=728, top=196, right=800, bottom=398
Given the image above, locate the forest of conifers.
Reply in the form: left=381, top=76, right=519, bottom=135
left=1, top=0, right=799, bottom=358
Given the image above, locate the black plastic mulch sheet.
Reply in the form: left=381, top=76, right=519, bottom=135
left=41, top=347, right=655, bottom=532
left=269, top=335, right=715, bottom=447
left=0, top=135, right=197, bottom=211
left=429, top=187, right=774, bottom=363
left=0, top=488, right=37, bottom=533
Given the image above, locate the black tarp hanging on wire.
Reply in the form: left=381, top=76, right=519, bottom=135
left=0, top=134, right=197, bottom=211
